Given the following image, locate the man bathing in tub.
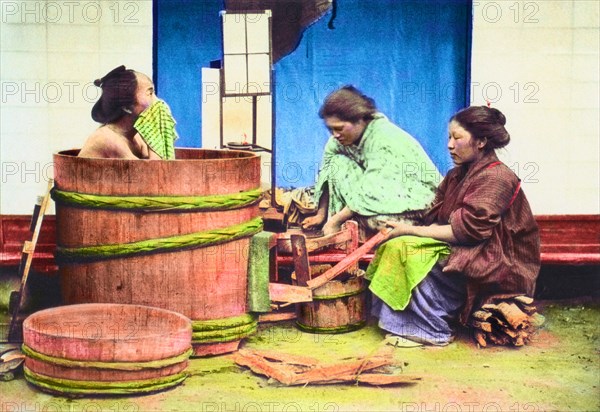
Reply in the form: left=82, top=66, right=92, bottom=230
left=79, top=65, right=178, bottom=160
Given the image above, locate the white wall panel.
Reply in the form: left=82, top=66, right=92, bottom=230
left=0, top=2, right=152, bottom=214
left=472, top=0, right=599, bottom=214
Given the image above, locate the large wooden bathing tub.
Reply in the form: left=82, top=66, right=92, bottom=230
left=52, top=149, right=262, bottom=356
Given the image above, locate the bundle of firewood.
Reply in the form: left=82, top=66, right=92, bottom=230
left=470, top=295, right=544, bottom=348
left=232, top=349, right=421, bottom=386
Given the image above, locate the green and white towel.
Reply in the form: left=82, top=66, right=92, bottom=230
left=134, top=100, right=179, bottom=159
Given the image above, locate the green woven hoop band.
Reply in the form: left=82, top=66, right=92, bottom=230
left=312, top=286, right=366, bottom=301
left=295, top=320, right=366, bottom=334
left=21, top=344, right=193, bottom=371
left=56, top=217, right=263, bottom=264
left=51, top=187, right=263, bottom=212
left=24, top=366, right=187, bottom=396
left=192, top=313, right=258, bottom=344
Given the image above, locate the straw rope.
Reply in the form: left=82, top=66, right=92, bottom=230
left=192, top=323, right=257, bottom=343
left=192, top=313, right=256, bottom=332
left=22, top=344, right=192, bottom=371
left=51, top=187, right=263, bottom=212
left=312, top=286, right=366, bottom=301
left=55, top=217, right=263, bottom=263
left=192, top=314, right=258, bottom=344
left=295, top=320, right=366, bottom=334
left=24, top=366, right=187, bottom=395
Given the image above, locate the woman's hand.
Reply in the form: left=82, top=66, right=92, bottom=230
left=384, top=220, right=415, bottom=239
left=302, top=213, right=326, bottom=230
left=321, top=207, right=354, bottom=235
left=384, top=220, right=458, bottom=244
left=303, top=189, right=329, bottom=230
left=322, top=219, right=342, bottom=236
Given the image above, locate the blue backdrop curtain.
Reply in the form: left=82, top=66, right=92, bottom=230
left=155, top=0, right=472, bottom=187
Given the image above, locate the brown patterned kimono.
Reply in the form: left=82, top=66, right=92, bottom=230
left=424, top=151, right=541, bottom=323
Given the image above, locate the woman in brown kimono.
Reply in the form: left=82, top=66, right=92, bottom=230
left=368, top=105, right=540, bottom=345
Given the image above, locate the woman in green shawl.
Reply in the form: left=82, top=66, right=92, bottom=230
left=303, top=86, right=440, bottom=237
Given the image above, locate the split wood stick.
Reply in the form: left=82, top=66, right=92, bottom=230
left=470, top=320, right=493, bottom=333
left=473, top=330, right=487, bottom=347
left=511, top=296, right=537, bottom=314
left=234, top=349, right=417, bottom=387
left=488, top=332, right=511, bottom=346
left=9, top=179, right=53, bottom=342
left=495, top=302, right=529, bottom=329
left=517, top=304, right=537, bottom=315
left=489, top=316, right=509, bottom=328
left=239, top=349, right=319, bottom=366
left=268, top=282, right=313, bottom=303
left=305, top=230, right=352, bottom=253
left=293, top=357, right=392, bottom=384
left=501, top=327, right=518, bottom=339
left=232, top=351, right=299, bottom=385
left=258, top=312, right=297, bottom=323
left=307, top=228, right=391, bottom=290
left=302, top=373, right=421, bottom=386
left=234, top=352, right=393, bottom=386
left=513, top=295, right=534, bottom=305
left=276, top=231, right=349, bottom=254
left=291, top=234, right=311, bottom=286
left=517, top=330, right=530, bottom=341
left=514, top=335, right=525, bottom=346
left=471, top=310, right=493, bottom=321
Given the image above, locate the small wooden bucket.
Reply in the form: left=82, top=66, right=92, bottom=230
left=22, top=303, right=192, bottom=396
left=295, top=265, right=367, bottom=334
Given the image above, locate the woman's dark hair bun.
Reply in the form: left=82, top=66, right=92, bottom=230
left=319, top=84, right=377, bottom=123
left=451, top=105, right=510, bottom=151
left=489, top=107, right=506, bottom=126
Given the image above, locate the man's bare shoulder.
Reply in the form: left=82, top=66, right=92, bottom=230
left=78, top=128, right=135, bottom=159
